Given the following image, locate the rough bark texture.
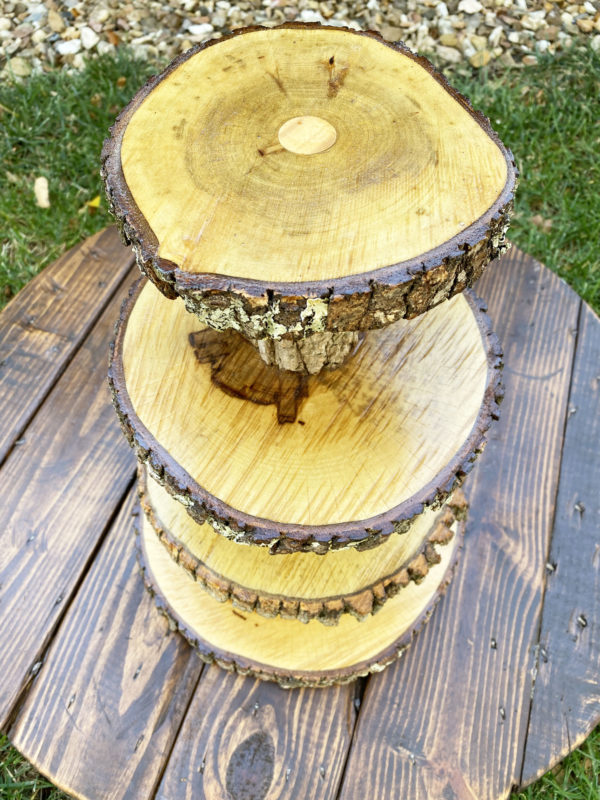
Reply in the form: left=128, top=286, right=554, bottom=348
left=134, top=507, right=465, bottom=688
left=101, top=23, right=517, bottom=347
left=139, top=464, right=468, bottom=625
left=255, top=330, right=360, bottom=374
left=109, top=282, right=502, bottom=554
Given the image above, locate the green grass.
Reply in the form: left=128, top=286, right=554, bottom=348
left=0, top=51, right=157, bottom=304
left=448, top=44, right=600, bottom=313
left=1, top=43, right=599, bottom=800
left=0, top=734, right=67, bottom=799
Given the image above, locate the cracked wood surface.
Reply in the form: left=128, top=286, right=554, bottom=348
left=102, top=24, right=516, bottom=346
left=1, top=231, right=599, bottom=799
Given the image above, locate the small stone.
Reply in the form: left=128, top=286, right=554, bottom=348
left=577, top=17, right=595, bottom=32
left=96, top=40, right=115, bottom=55
left=461, top=37, right=476, bottom=56
left=436, top=2, right=449, bottom=17
left=499, top=51, right=517, bottom=67
left=6, top=55, right=31, bottom=76
left=47, top=8, right=65, bottom=33
left=439, top=32, right=458, bottom=46
left=187, top=22, right=214, bottom=35
left=32, top=28, right=47, bottom=44
left=508, top=31, right=521, bottom=44
left=458, top=0, right=483, bottom=14
left=488, top=26, right=503, bottom=47
left=537, top=25, right=559, bottom=41
left=471, top=33, right=487, bottom=50
left=591, top=34, right=600, bottom=51
left=437, top=44, right=462, bottom=62
left=470, top=49, right=491, bottom=67
left=537, top=39, right=551, bottom=53
left=0, top=17, right=12, bottom=31
left=34, top=176, right=50, bottom=207
left=522, top=54, right=538, bottom=65
left=89, top=7, right=110, bottom=25
left=379, top=25, right=404, bottom=42
left=80, top=25, right=99, bottom=49
left=299, top=9, right=326, bottom=23
left=55, top=38, right=81, bottom=55
left=583, top=1, right=596, bottom=12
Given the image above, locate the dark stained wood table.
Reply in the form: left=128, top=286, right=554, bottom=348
left=1, top=227, right=598, bottom=800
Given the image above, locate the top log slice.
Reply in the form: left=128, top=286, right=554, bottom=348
left=102, top=23, right=516, bottom=373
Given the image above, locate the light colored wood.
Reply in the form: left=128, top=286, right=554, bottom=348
left=138, top=511, right=461, bottom=685
left=113, top=280, right=500, bottom=551
left=278, top=115, right=337, bottom=154
left=119, top=27, right=507, bottom=283
left=141, top=467, right=464, bottom=623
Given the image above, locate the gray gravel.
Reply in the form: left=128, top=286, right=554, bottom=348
left=2, top=0, right=600, bottom=79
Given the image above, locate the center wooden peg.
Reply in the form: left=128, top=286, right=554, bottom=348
left=278, top=115, right=337, bottom=155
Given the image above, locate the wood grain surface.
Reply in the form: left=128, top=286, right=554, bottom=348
left=10, top=495, right=204, bottom=800
left=0, top=259, right=137, bottom=730
left=2, top=235, right=599, bottom=800
left=115, top=26, right=508, bottom=281
left=156, top=668, right=358, bottom=800
left=0, top=228, right=134, bottom=464
left=111, top=281, right=502, bottom=552
left=102, top=25, right=516, bottom=341
left=520, top=301, right=600, bottom=787
left=336, top=247, right=581, bottom=799
left=137, top=511, right=462, bottom=686
left=141, top=466, right=464, bottom=624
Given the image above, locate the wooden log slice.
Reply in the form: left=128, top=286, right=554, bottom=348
left=139, top=464, right=467, bottom=625
left=102, top=24, right=516, bottom=352
left=109, top=279, right=502, bottom=553
left=136, top=506, right=464, bottom=687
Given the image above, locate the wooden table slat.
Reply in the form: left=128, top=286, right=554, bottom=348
left=0, top=265, right=137, bottom=729
left=10, top=493, right=204, bottom=800
left=3, top=234, right=600, bottom=800
left=521, top=301, right=600, bottom=786
left=337, top=249, right=581, bottom=800
left=0, top=228, right=134, bottom=465
left=156, top=664, right=358, bottom=800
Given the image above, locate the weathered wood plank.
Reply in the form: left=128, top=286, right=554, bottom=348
left=0, top=266, right=137, bottom=729
left=156, top=666, right=358, bottom=800
left=337, top=248, right=581, bottom=800
left=10, top=494, right=204, bottom=800
left=0, top=227, right=133, bottom=465
left=521, top=302, right=600, bottom=786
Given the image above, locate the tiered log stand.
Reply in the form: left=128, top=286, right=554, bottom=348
left=4, top=21, right=599, bottom=800
left=103, top=23, right=514, bottom=687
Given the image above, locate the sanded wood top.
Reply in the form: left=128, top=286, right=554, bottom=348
left=137, top=510, right=462, bottom=686
left=140, top=466, right=464, bottom=624
left=1, top=230, right=599, bottom=800
left=110, top=278, right=502, bottom=552
left=102, top=24, right=517, bottom=339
